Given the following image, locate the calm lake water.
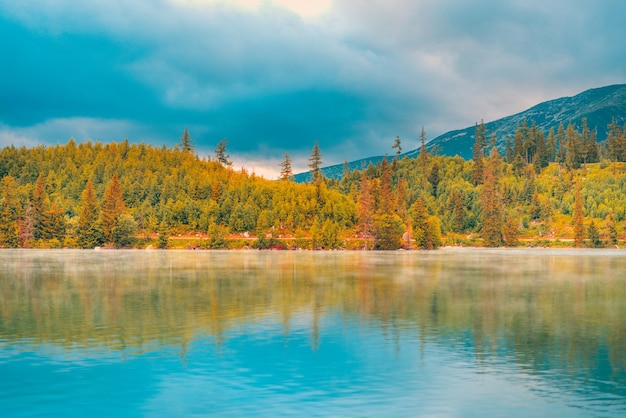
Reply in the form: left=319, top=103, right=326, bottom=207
left=1, top=248, right=626, bottom=417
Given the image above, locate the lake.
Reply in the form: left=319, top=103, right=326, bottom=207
left=1, top=248, right=625, bottom=417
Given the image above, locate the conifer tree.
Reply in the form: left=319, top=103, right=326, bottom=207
left=0, top=176, right=21, bottom=248
left=31, top=173, right=49, bottom=240
left=392, top=135, right=402, bottom=159
left=179, top=127, right=194, bottom=153
left=41, top=203, right=66, bottom=243
left=77, top=179, right=103, bottom=248
left=573, top=180, right=585, bottom=247
left=472, top=121, right=488, bottom=185
left=480, top=148, right=503, bottom=247
left=565, top=123, right=581, bottom=170
left=101, top=173, right=126, bottom=243
left=449, top=190, right=466, bottom=233
left=587, top=220, right=602, bottom=248
left=279, top=152, right=293, bottom=181
left=215, top=139, right=231, bottom=166
left=357, top=173, right=374, bottom=246
left=428, top=162, right=440, bottom=197
left=308, top=140, right=323, bottom=182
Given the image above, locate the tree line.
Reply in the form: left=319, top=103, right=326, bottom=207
left=1, top=118, right=626, bottom=249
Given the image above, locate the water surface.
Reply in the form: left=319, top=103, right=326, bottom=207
left=1, top=249, right=625, bottom=417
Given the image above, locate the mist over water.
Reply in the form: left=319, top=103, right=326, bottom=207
left=1, top=249, right=625, bottom=417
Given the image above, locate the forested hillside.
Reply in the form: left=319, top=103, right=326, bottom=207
left=297, top=84, right=626, bottom=180
left=1, top=117, right=626, bottom=249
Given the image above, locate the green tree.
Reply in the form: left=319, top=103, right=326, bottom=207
left=587, top=219, right=602, bottom=248
left=0, top=176, right=21, bottom=248
left=392, top=135, right=402, bottom=159
left=565, top=123, right=581, bottom=170
left=357, top=174, right=375, bottom=247
left=101, top=173, right=126, bottom=243
left=157, top=221, right=170, bottom=249
left=428, top=162, right=440, bottom=197
left=179, top=127, right=194, bottom=153
left=111, top=213, right=137, bottom=248
left=308, top=140, right=323, bottom=182
left=373, top=213, right=404, bottom=250
left=472, top=120, right=488, bottom=185
left=77, top=180, right=103, bottom=248
left=480, top=148, right=503, bottom=247
left=410, top=198, right=441, bottom=249
left=31, top=173, right=49, bottom=240
left=449, top=190, right=466, bottom=233
left=215, top=138, right=231, bottom=166
left=320, top=218, right=341, bottom=249
left=280, top=152, right=293, bottom=181
left=573, top=180, right=584, bottom=247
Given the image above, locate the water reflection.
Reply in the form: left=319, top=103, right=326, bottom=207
left=1, top=249, right=626, bottom=416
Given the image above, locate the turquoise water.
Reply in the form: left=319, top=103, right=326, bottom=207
left=1, top=249, right=625, bottom=417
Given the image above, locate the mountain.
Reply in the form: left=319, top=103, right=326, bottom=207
left=294, top=84, right=626, bottom=182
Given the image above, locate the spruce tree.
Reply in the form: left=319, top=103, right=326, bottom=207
left=101, top=173, right=126, bottom=243
left=0, top=176, right=21, bottom=248
left=215, top=139, right=231, bottom=166
left=279, top=152, right=293, bottom=181
left=77, top=180, right=103, bottom=248
left=31, top=173, right=49, bottom=240
left=573, top=180, right=585, bottom=247
left=179, top=127, right=194, bottom=153
left=308, top=140, right=323, bottom=182
left=392, top=135, right=402, bottom=159
left=480, top=148, right=503, bottom=247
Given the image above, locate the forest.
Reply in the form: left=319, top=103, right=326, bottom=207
left=1, top=118, right=626, bottom=250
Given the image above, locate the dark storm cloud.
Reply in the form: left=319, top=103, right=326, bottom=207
left=1, top=0, right=625, bottom=176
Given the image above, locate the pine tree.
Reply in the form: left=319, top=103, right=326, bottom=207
left=357, top=173, right=374, bottom=246
left=450, top=190, right=466, bottom=233
left=215, top=138, right=231, bottom=166
left=565, top=123, right=581, bottom=170
left=279, top=152, right=293, bottom=181
left=31, top=173, right=49, bottom=240
left=179, top=127, right=194, bottom=153
left=428, top=162, right=440, bottom=197
left=392, top=135, right=402, bottom=159
left=308, top=140, right=323, bottom=182
left=472, top=121, right=488, bottom=185
left=41, top=203, right=66, bottom=243
left=480, top=148, right=503, bottom=247
left=77, top=179, right=103, bottom=248
left=101, top=173, right=126, bottom=243
left=587, top=219, right=602, bottom=248
left=157, top=221, right=170, bottom=249
left=573, top=180, right=584, bottom=247
left=0, top=176, right=21, bottom=248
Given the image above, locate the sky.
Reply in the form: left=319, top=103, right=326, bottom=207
left=1, top=0, right=625, bottom=178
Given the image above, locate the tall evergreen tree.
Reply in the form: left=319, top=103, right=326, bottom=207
left=565, top=123, right=581, bottom=170
left=472, top=121, right=488, bottom=185
left=279, top=152, right=293, bottom=181
left=101, top=173, right=126, bottom=243
left=77, top=179, right=103, bottom=248
left=214, top=139, right=231, bottom=166
left=179, top=127, right=194, bottom=153
left=573, top=180, right=585, bottom=247
left=392, top=135, right=402, bottom=159
left=357, top=173, right=374, bottom=246
left=0, top=176, right=21, bottom=248
left=480, top=148, right=503, bottom=247
left=31, top=173, right=49, bottom=240
left=308, top=140, right=323, bottom=182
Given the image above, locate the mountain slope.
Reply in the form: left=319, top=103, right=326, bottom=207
left=294, top=84, right=626, bottom=181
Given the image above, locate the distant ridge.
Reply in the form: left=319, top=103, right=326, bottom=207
left=294, top=84, right=626, bottom=182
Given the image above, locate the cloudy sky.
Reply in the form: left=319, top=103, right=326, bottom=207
left=1, top=0, right=625, bottom=177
